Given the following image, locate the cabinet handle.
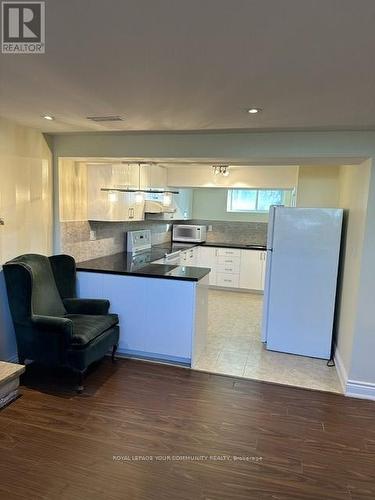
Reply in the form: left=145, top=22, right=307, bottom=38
left=225, top=268, right=232, bottom=271
left=224, top=279, right=232, bottom=283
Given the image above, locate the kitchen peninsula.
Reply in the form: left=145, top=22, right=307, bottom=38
left=77, top=251, right=210, bottom=366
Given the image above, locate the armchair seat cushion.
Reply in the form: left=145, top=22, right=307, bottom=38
left=66, top=313, right=119, bottom=347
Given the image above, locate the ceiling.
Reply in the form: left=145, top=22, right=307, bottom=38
left=1, top=0, right=375, bottom=133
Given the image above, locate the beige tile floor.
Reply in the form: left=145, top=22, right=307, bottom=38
left=194, top=289, right=342, bottom=393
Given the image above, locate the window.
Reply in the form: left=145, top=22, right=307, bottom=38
left=227, top=189, right=295, bottom=213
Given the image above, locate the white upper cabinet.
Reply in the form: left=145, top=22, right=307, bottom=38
left=139, top=164, right=151, bottom=190
left=149, top=165, right=167, bottom=189
left=138, top=164, right=167, bottom=190
left=87, top=163, right=144, bottom=221
left=111, top=163, right=139, bottom=190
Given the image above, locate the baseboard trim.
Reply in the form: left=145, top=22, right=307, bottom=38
left=334, top=347, right=375, bottom=400
left=114, top=348, right=191, bottom=367
left=345, top=379, right=375, bottom=401
left=333, top=348, right=348, bottom=393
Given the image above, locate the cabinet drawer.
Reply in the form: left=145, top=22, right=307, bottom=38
left=217, top=261, right=241, bottom=273
left=217, top=248, right=241, bottom=258
left=216, top=273, right=240, bottom=288
left=217, top=255, right=240, bottom=265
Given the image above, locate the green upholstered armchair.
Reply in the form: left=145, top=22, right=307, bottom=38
left=3, top=254, right=119, bottom=392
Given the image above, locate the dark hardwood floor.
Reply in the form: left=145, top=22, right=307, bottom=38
left=1, top=358, right=375, bottom=500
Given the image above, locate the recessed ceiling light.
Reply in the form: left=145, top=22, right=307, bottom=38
left=247, top=108, right=262, bottom=114
left=42, top=115, right=54, bottom=120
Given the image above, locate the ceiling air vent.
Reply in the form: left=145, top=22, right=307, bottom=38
left=86, top=115, right=123, bottom=122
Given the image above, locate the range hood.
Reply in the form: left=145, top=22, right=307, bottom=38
left=144, top=200, right=176, bottom=214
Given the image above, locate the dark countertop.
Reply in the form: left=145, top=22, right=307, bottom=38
left=154, top=241, right=267, bottom=252
left=77, top=252, right=210, bottom=282
left=169, top=241, right=266, bottom=251
left=201, top=242, right=266, bottom=251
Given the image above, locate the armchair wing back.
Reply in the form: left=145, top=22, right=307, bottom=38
left=4, top=254, right=67, bottom=319
left=3, top=254, right=119, bottom=389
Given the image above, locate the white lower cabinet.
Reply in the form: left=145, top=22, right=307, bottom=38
left=216, top=273, right=240, bottom=288
left=197, top=246, right=266, bottom=291
left=239, top=250, right=266, bottom=290
left=180, top=246, right=198, bottom=266
left=196, top=246, right=217, bottom=285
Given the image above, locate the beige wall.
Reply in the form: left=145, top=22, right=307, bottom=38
left=0, top=117, right=53, bottom=361
left=59, top=159, right=88, bottom=221
left=334, top=162, right=371, bottom=379
left=167, top=165, right=299, bottom=189
left=348, top=162, right=375, bottom=386
left=0, top=118, right=53, bottom=262
left=297, top=165, right=340, bottom=208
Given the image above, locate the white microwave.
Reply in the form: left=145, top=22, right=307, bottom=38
left=172, top=224, right=207, bottom=243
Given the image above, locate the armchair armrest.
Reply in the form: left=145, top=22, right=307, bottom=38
left=31, top=315, right=73, bottom=343
left=63, top=298, right=110, bottom=315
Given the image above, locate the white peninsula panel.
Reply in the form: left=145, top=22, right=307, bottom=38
left=77, top=272, right=208, bottom=365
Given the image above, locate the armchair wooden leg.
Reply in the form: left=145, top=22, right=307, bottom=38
left=111, top=344, right=118, bottom=363
left=76, top=370, right=86, bottom=394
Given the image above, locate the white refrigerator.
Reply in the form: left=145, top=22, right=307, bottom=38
left=261, top=207, right=343, bottom=359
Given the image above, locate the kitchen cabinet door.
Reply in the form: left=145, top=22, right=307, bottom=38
left=112, top=164, right=139, bottom=190
left=139, top=164, right=151, bottom=190
left=261, top=252, right=267, bottom=289
left=239, top=250, right=264, bottom=291
left=197, top=246, right=217, bottom=285
left=185, top=247, right=197, bottom=266
left=87, top=164, right=129, bottom=221
left=150, top=165, right=167, bottom=189
left=87, top=164, right=145, bottom=221
left=191, top=246, right=199, bottom=265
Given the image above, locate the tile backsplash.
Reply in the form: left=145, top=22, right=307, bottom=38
left=181, top=219, right=267, bottom=246
left=60, top=220, right=172, bottom=262
left=60, top=219, right=267, bottom=263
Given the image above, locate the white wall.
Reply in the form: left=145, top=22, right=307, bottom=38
left=167, top=165, right=298, bottom=188
left=59, top=159, right=88, bottom=221
left=0, top=117, right=53, bottom=361
left=334, top=162, right=371, bottom=384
